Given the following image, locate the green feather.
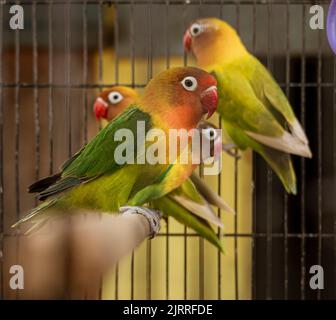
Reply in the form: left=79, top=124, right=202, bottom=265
left=211, top=54, right=311, bottom=194
left=151, top=196, right=224, bottom=252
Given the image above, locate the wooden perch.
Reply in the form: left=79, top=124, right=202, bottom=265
left=6, top=211, right=160, bottom=299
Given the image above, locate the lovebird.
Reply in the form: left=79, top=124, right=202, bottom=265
left=14, top=67, right=225, bottom=249
left=93, top=86, right=234, bottom=250
left=183, top=18, right=312, bottom=194
left=93, top=86, right=138, bottom=123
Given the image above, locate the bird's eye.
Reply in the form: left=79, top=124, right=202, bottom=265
left=181, top=76, right=198, bottom=92
left=190, top=23, right=202, bottom=37
left=108, top=91, right=123, bottom=104
left=204, top=127, right=217, bottom=141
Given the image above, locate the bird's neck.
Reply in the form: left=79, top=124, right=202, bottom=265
left=139, top=97, right=202, bottom=132
left=195, top=38, right=248, bottom=69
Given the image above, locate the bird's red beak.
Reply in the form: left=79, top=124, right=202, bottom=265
left=93, top=97, right=108, bottom=120
left=201, top=85, right=218, bottom=119
left=183, top=30, right=192, bottom=52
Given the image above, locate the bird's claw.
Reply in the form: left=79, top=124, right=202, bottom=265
left=120, top=206, right=162, bottom=239
left=222, top=143, right=240, bottom=159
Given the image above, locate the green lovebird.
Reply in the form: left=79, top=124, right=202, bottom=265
left=14, top=67, right=226, bottom=250
left=92, top=86, right=233, bottom=251
left=183, top=18, right=312, bottom=194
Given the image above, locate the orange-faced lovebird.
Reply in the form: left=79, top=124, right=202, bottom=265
left=184, top=18, right=312, bottom=194
left=14, top=67, right=227, bottom=250
left=92, top=86, right=233, bottom=250
left=93, top=86, right=138, bottom=122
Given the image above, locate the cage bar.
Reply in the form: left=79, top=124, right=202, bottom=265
left=265, top=1, right=273, bottom=300
left=284, top=0, right=290, bottom=301
left=317, top=8, right=323, bottom=301
left=48, top=1, right=54, bottom=174
left=300, top=4, right=306, bottom=301
left=0, top=1, right=3, bottom=301
left=129, top=0, right=136, bottom=300
left=165, top=0, right=170, bottom=301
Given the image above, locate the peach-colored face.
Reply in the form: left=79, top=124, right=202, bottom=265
left=183, top=19, right=221, bottom=59
left=141, top=67, right=218, bottom=131
left=93, top=87, right=138, bottom=122
left=183, top=18, right=246, bottom=68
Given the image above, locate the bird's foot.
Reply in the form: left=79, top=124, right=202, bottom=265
left=222, top=143, right=241, bottom=159
left=119, top=206, right=162, bottom=239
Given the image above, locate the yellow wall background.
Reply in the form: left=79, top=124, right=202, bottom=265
left=96, top=51, right=253, bottom=300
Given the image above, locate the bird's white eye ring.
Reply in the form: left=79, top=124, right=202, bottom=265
left=108, top=91, right=124, bottom=104
left=203, top=127, right=217, bottom=141
left=181, top=76, right=198, bottom=92
left=190, top=23, right=202, bottom=37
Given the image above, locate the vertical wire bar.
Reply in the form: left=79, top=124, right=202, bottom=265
left=198, top=0, right=205, bottom=301
left=146, top=0, right=153, bottom=300
left=165, top=0, right=170, bottom=300
left=300, top=4, right=306, bottom=300
left=234, top=153, right=239, bottom=300
left=234, top=0, right=240, bottom=300
left=284, top=0, right=290, bottom=300
left=97, top=0, right=104, bottom=300
left=266, top=1, right=273, bottom=300
left=114, top=0, right=119, bottom=85
left=65, top=1, right=71, bottom=157
left=217, top=0, right=224, bottom=300
left=0, top=1, right=3, bottom=300
left=130, top=0, right=135, bottom=87
left=82, top=0, right=88, bottom=146
left=182, top=1, right=188, bottom=300
left=129, top=0, right=135, bottom=300
left=65, top=1, right=71, bottom=298
left=32, top=1, right=40, bottom=188
left=251, top=0, right=257, bottom=300
left=217, top=125, right=222, bottom=299
left=316, top=8, right=323, bottom=301
left=98, top=1, right=104, bottom=86
left=14, top=1, right=21, bottom=223
left=14, top=0, right=21, bottom=300
left=114, top=0, right=120, bottom=300
left=48, top=1, right=54, bottom=174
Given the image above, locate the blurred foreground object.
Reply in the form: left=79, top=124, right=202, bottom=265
left=327, top=0, right=336, bottom=55
left=8, top=211, right=160, bottom=299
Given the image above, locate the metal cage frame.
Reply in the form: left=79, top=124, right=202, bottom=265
left=0, top=0, right=335, bottom=300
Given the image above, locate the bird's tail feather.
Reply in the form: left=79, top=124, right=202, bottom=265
left=28, top=173, right=61, bottom=193
left=151, top=196, right=223, bottom=252
left=257, top=145, right=297, bottom=194
left=189, top=173, right=234, bottom=214
left=11, top=199, right=56, bottom=228
left=246, top=130, right=312, bottom=158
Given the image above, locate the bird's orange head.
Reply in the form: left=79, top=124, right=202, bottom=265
left=141, top=66, right=218, bottom=130
left=93, top=86, right=138, bottom=122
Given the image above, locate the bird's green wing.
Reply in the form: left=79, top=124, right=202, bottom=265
left=212, top=59, right=311, bottom=158
left=250, top=56, right=310, bottom=146
left=127, top=142, right=192, bottom=205
left=38, top=106, right=152, bottom=200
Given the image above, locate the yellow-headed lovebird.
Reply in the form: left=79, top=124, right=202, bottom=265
left=93, top=86, right=233, bottom=250
left=183, top=18, right=312, bottom=194
left=14, top=67, right=226, bottom=249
